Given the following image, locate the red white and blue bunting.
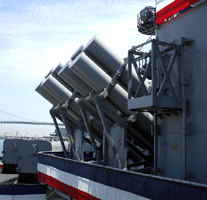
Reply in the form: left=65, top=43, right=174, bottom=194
left=38, top=152, right=207, bottom=200
left=156, top=0, right=204, bottom=24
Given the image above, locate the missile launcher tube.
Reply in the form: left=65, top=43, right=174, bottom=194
left=70, top=52, right=153, bottom=135
left=84, top=35, right=149, bottom=95
left=41, top=75, right=103, bottom=135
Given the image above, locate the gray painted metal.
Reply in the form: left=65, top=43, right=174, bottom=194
left=71, top=45, right=84, bottom=61
left=2, top=139, right=19, bottom=165
left=17, top=139, right=66, bottom=174
left=84, top=36, right=124, bottom=75
left=59, top=44, right=128, bottom=122
left=109, top=124, right=127, bottom=169
left=45, top=62, right=64, bottom=78
left=70, top=52, right=131, bottom=116
left=36, top=35, right=154, bottom=173
left=35, top=81, right=59, bottom=105
left=58, top=61, right=93, bottom=97
left=128, top=39, right=182, bottom=111
left=95, top=97, right=122, bottom=169
left=41, top=75, right=83, bottom=121
left=41, top=75, right=73, bottom=104
left=153, top=114, right=158, bottom=175
left=73, top=128, right=84, bottom=161
left=84, top=35, right=149, bottom=94
left=70, top=52, right=153, bottom=135
left=52, top=65, right=74, bottom=94
left=59, top=109, right=80, bottom=161
left=51, top=111, right=69, bottom=159
left=79, top=102, right=102, bottom=165
left=51, top=63, right=64, bottom=76
left=3, top=138, right=68, bottom=174
left=155, top=2, right=207, bottom=184
left=41, top=75, right=104, bottom=139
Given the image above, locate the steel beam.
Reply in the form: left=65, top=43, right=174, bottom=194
left=121, top=120, right=127, bottom=169
left=50, top=109, right=69, bottom=158
left=153, top=113, right=158, bottom=175
left=134, top=59, right=152, bottom=98
left=95, top=96, right=122, bottom=169
left=79, top=101, right=103, bottom=165
left=131, top=58, right=148, bottom=96
left=59, top=109, right=80, bottom=161
left=128, top=51, right=133, bottom=100
left=151, top=41, right=157, bottom=104
left=155, top=45, right=179, bottom=106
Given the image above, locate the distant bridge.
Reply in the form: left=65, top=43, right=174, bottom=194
left=0, top=121, right=64, bottom=126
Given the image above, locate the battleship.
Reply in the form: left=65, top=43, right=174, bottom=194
left=1, top=0, right=207, bottom=199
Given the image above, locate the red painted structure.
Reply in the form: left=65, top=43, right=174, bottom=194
left=156, top=0, right=200, bottom=24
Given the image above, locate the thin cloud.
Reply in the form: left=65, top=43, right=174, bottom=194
left=0, top=0, right=154, bottom=85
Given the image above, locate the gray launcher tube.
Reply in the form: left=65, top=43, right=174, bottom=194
left=35, top=81, right=59, bottom=105
left=41, top=75, right=103, bottom=133
left=45, top=62, right=64, bottom=78
left=69, top=52, right=153, bottom=135
left=36, top=81, right=81, bottom=127
left=84, top=35, right=149, bottom=95
left=71, top=45, right=84, bottom=61
left=49, top=63, right=74, bottom=92
left=58, top=45, right=93, bottom=97
left=70, top=52, right=131, bottom=116
left=41, top=75, right=72, bottom=103
left=58, top=62, right=93, bottom=97
left=58, top=60, right=119, bottom=123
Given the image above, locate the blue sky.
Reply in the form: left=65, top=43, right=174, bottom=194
left=0, top=0, right=154, bottom=136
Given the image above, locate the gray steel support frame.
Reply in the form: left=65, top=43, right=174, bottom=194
left=94, top=96, right=123, bottom=169
left=101, top=63, right=126, bottom=94
left=128, top=39, right=182, bottom=110
left=180, top=38, right=193, bottom=180
left=79, top=101, right=103, bottom=165
left=181, top=43, right=187, bottom=180
left=59, top=108, right=80, bottom=161
left=121, top=120, right=127, bottom=169
left=102, top=130, right=108, bottom=165
left=50, top=109, right=69, bottom=158
left=153, top=113, right=158, bottom=175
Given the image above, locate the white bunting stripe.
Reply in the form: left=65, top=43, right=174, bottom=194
left=38, top=163, right=150, bottom=200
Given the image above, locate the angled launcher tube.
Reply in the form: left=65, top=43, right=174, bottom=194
left=36, top=81, right=81, bottom=127
left=49, top=62, right=102, bottom=123
left=58, top=61, right=119, bottom=124
left=58, top=45, right=93, bottom=98
left=69, top=52, right=153, bottom=136
left=71, top=45, right=84, bottom=61
left=35, top=81, right=59, bottom=105
left=41, top=74, right=74, bottom=104
left=57, top=45, right=119, bottom=123
left=45, top=62, right=64, bottom=79
left=58, top=62, right=93, bottom=98
left=51, top=63, right=64, bottom=76
left=84, top=35, right=149, bottom=95
left=41, top=75, right=104, bottom=137
left=70, top=52, right=131, bottom=116
left=50, top=63, right=74, bottom=93
left=83, top=36, right=124, bottom=76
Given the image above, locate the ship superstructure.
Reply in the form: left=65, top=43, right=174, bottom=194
left=35, top=0, right=207, bottom=199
